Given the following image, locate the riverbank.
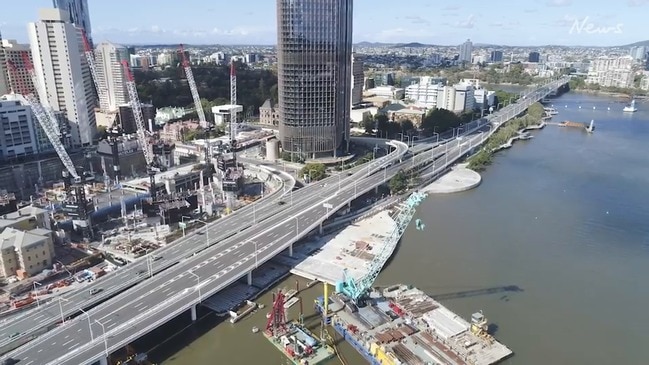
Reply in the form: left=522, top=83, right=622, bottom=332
left=468, top=110, right=545, bottom=172
left=571, top=88, right=649, bottom=99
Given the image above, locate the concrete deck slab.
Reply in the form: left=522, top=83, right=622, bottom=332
left=423, top=163, right=481, bottom=194
left=290, top=211, right=396, bottom=285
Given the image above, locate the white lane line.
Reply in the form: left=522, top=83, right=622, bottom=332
left=62, top=339, right=75, bottom=347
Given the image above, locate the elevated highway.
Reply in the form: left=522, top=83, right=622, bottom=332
left=2, top=76, right=569, bottom=365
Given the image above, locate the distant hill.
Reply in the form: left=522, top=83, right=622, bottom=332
left=354, top=41, right=394, bottom=47
left=393, top=42, right=432, bottom=48
left=622, top=40, right=649, bottom=47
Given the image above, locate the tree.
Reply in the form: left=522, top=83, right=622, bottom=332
left=300, top=163, right=326, bottom=182
left=400, top=119, right=415, bottom=134
left=360, top=113, right=375, bottom=134
left=420, top=108, right=462, bottom=135
left=375, top=113, right=390, bottom=136
left=527, top=102, right=545, bottom=120
left=389, top=170, right=408, bottom=193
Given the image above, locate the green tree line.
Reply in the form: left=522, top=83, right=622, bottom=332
left=133, top=63, right=278, bottom=114
left=468, top=102, right=545, bottom=171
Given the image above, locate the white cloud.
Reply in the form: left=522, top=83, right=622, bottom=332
left=455, top=14, right=476, bottom=29
left=546, top=0, right=572, bottom=6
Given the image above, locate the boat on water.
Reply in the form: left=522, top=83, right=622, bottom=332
left=623, top=99, right=637, bottom=112
left=543, top=107, right=558, bottom=115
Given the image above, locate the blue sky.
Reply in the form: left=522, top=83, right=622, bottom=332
left=1, top=0, right=648, bottom=46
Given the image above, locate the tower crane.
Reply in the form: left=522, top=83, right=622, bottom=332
left=17, top=52, right=82, bottom=185
left=81, top=30, right=105, bottom=107
left=10, top=54, right=94, bottom=238
left=179, top=44, right=210, bottom=164
left=230, top=60, right=238, bottom=156
left=121, top=60, right=159, bottom=201
left=82, top=30, right=122, bottom=183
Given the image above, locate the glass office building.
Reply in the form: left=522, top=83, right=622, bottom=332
left=276, top=0, right=353, bottom=158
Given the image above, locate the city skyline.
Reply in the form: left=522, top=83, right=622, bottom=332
left=0, top=0, right=648, bottom=46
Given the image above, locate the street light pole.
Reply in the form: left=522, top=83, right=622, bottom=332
left=252, top=240, right=258, bottom=268
left=181, top=215, right=191, bottom=237
left=196, top=219, right=209, bottom=248
left=189, top=271, right=201, bottom=302
left=79, top=307, right=93, bottom=341
left=57, top=296, right=66, bottom=324
left=33, top=281, right=42, bottom=308
left=294, top=216, right=299, bottom=241
left=95, top=319, right=109, bottom=358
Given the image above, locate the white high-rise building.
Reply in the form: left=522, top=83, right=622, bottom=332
left=586, top=56, right=635, bottom=88
left=52, top=0, right=92, bottom=44
left=459, top=39, right=473, bottom=63
left=95, top=42, right=129, bottom=112
left=28, top=8, right=96, bottom=148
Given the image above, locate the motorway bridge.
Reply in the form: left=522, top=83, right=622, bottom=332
left=1, top=76, right=570, bottom=365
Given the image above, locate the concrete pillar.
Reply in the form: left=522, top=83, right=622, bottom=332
left=319, top=222, right=323, bottom=235
left=247, top=271, right=252, bottom=286
left=99, top=357, right=108, bottom=365
left=289, top=243, right=293, bottom=257
left=190, top=304, right=197, bottom=321
left=347, top=201, right=351, bottom=209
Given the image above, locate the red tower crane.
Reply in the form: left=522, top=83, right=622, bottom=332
left=265, top=290, right=287, bottom=337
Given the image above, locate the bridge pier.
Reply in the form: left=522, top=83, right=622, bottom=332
left=99, top=357, right=108, bottom=365
left=247, top=271, right=252, bottom=286
left=289, top=243, right=293, bottom=257
left=190, top=304, right=197, bottom=321
left=319, top=222, right=323, bottom=235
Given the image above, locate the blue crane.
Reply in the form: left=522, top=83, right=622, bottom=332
left=335, top=191, right=427, bottom=301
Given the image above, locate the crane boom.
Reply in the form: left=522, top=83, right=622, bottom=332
left=120, top=60, right=154, bottom=166
left=81, top=30, right=105, bottom=106
left=179, top=44, right=206, bottom=127
left=14, top=55, right=81, bottom=182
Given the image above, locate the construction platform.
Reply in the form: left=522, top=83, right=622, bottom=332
left=289, top=210, right=396, bottom=285
left=317, top=285, right=513, bottom=365
left=263, top=322, right=335, bottom=365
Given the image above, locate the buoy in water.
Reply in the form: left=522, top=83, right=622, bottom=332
left=415, top=219, right=425, bottom=231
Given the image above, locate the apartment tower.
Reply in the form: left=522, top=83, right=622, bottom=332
left=276, top=0, right=353, bottom=158
left=28, top=8, right=96, bottom=147
left=95, top=42, right=130, bottom=111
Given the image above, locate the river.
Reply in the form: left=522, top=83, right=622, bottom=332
left=135, top=91, right=649, bottom=365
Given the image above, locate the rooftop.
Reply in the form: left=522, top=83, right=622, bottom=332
left=0, top=227, right=49, bottom=251
left=0, top=206, right=48, bottom=230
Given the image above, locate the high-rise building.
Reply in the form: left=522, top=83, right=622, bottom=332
left=490, top=50, right=503, bottom=63
left=459, top=39, right=473, bottom=63
left=28, top=8, right=97, bottom=148
left=351, top=53, right=364, bottom=105
left=528, top=52, right=540, bottom=63
left=276, top=0, right=353, bottom=158
left=1, top=39, right=35, bottom=96
left=586, top=56, right=635, bottom=88
left=95, top=42, right=130, bottom=112
left=118, top=103, right=156, bottom=134
left=52, top=0, right=92, bottom=44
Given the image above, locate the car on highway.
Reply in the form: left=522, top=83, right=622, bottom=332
left=136, top=270, right=146, bottom=275
left=152, top=255, right=162, bottom=261
left=89, top=288, right=102, bottom=295
left=3, top=358, right=18, bottom=365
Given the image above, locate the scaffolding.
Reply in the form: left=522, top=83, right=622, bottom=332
left=336, top=191, right=428, bottom=301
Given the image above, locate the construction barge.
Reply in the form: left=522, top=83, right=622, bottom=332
left=315, top=285, right=513, bottom=365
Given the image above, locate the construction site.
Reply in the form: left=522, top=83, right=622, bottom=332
left=1, top=37, right=269, bottom=246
